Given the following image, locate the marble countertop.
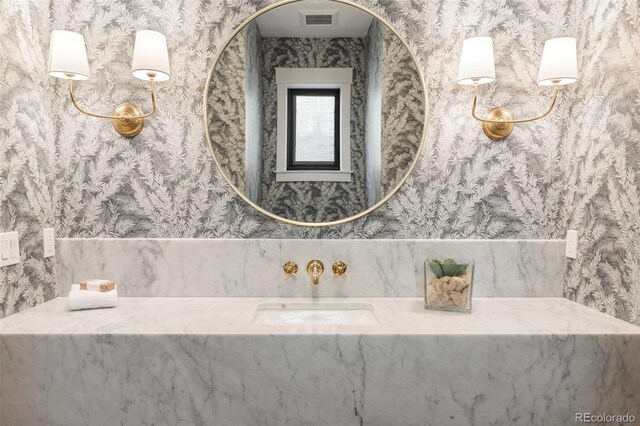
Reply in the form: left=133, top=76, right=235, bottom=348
left=1, top=297, right=638, bottom=335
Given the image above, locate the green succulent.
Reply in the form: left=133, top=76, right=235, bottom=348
left=428, top=258, right=468, bottom=278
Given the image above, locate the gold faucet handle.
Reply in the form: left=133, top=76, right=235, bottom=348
left=332, top=261, right=348, bottom=278
left=283, top=261, right=298, bottom=279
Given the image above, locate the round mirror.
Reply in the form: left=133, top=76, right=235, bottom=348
left=205, top=0, right=426, bottom=226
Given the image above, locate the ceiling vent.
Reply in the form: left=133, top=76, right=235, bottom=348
left=305, top=14, right=333, bottom=25
left=299, top=10, right=338, bottom=27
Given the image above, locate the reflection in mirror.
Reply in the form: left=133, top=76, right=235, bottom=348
left=206, top=0, right=425, bottom=225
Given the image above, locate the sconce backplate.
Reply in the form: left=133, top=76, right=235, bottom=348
left=482, top=107, right=514, bottom=141
left=112, top=103, right=144, bottom=137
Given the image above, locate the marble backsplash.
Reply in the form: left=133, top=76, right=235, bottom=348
left=57, top=238, right=565, bottom=298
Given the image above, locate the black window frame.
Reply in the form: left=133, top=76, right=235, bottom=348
left=286, top=88, right=340, bottom=171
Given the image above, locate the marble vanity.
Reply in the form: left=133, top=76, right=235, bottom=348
left=1, top=238, right=639, bottom=425
left=1, top=296, right=639, bottom=425
left=3, top=0, right=639, bottom=423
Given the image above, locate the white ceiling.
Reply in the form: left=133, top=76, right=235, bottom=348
left=256, top=0, right=374, bottom=38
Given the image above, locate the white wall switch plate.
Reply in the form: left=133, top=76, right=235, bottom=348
left=0, top=232, right=20, bottom=267
left=43, top=228, right=55, bottom=258
left=565, top=230, right=578, bottom=259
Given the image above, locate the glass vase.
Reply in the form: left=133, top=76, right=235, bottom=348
left=424, top=258, right=474, bottom=313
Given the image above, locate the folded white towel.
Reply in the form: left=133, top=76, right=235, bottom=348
left=68, top=284, right=118, bottom=311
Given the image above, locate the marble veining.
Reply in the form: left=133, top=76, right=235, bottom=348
left=1, top=297, right=638, bottom=425
left=57, top=238, right=565, bottom=298
left=1, top=297, right=637, bottom=336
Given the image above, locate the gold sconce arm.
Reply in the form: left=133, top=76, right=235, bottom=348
left=470, top=82, right=559, bottom=140
left=67, top=80, right=157, bottom=137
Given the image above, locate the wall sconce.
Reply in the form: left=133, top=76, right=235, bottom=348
left=48, top=30, right=171, bottom=137
left=458, top=36, right=577, bottom=140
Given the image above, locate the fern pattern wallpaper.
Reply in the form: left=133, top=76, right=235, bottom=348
left=0, top=0, right=639, bottom=324
left=0, top=1, right=57, bottom=318
left=208, top=24, right=423, bottom=221
left=379, top=24, right=424, bottom=195
left=259, top=37, right=368, bottom=222
left=208, top=29, right=248, bottom=192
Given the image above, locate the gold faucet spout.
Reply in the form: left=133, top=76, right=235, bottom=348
left=306, top=260, right=324, bottom=286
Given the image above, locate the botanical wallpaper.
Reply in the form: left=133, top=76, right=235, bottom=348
left=363, top=19, right=424, bottom=205
left=212, top=25, right=423, bottom=220
left=561, top=0, right=640, bottom=325
left=208, top=29, right=248, bottom=192
left=0, top=0, right=58, bottom=318
left=379, top=25, right=424, bottom=195
left=259, top=37, right=369, bottom=222
left=0, top=0, right=638, bottom=325
left=208, top=22, right=263, bottom=201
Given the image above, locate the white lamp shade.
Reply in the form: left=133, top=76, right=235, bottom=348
left=537, top=37, right=577, bottom=86
left=457, top=36, right=495, bottom=85
left=131, top=30, right=171, bottom=82
left=48, top=30, right=90, bottom=80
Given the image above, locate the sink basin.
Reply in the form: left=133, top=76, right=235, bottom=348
left=254, top=301, right=377, bottom=325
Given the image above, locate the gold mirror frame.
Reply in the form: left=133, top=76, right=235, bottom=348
left=203, top=0, right=428, bottom=227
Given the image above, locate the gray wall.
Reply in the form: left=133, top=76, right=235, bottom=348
left=259, top=37, right=368, bottom=223
left=364, top=20, right=383, bottom=207
left=0, top=0, right=639, bottom=326
left=243, top=22, right=263, bottom=203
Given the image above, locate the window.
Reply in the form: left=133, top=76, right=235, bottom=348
left=286, top=88, right=340, bottom=171
left=275, top=67, right=353, bottom=182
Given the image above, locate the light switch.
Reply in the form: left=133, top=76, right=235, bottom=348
left=565, top=230, right=578, bottom=259
left=43, top=228, right=55, bottom=258
left=0, top=232, right=20, bottom=267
